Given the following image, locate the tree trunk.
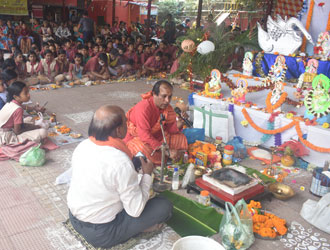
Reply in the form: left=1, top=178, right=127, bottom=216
left=112, top=0, right=116, bottom=26
left=196, top=0, right=203, bottom=28
left=146, top=0, right=152, bottom=40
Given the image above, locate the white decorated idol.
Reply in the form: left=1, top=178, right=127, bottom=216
left=231, top=78, right=248, bottom=103
left=314, top=32, right=330, bottom=61
left=205, top=69, right=222, bottom=97
left=296, top=59, right=319, bottom=99
left=242, top=52, right=253, bottom=76
left=263, top=55, right=287, bottom=87
left=257, top=15, right=314, bottom=56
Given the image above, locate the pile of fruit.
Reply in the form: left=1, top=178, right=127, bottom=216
left=55, top=125, right=71, bottom=134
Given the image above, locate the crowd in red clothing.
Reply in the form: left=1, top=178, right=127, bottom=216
left=0, top=15, right=186, bottom=89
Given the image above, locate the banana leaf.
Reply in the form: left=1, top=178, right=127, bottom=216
left=244, top=166, right=276, bottom=184
left=160, top=191, right=223, bottom=237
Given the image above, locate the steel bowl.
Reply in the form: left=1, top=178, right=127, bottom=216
left=268, top=183, right=295, bottom=200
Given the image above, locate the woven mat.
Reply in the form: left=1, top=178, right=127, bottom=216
left=63, top=219, right=162, bottom=250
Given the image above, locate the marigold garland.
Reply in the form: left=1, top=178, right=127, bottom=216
left=265, top=91, right=288, bottom=113
left=295, top=121, right=330, bottom=153
left=243, top=107, right=330, bottom=153
left=220, top=73, right=273, bottom=93
left=327, top=11, right=330, bottom=32
left=242, top=108, right=296, bottom=134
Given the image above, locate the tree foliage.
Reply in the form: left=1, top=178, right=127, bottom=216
left=157, top=0, right=184, bottom=25
left=172, top=25, right=260, bottom=79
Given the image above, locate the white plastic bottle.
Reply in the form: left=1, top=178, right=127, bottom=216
left=183, top=151, right=189, bottom=164
left=172, top=168, right=180, bottom=190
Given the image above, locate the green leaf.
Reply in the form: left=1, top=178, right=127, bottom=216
left=244, top=166, right=277, bottom=184
left=160, top=190, right=223, bottom=237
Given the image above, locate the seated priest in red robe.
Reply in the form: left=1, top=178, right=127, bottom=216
left=124, top=80, right=188, bottom=165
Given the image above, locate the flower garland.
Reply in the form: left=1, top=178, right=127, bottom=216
left=301, top=0, right=314, bottom=52
left=265, top=91, right=288, bottom=113
left=220, top=73, right=273, bottom=93
left=243, top=108, right=330, bottom=153
left=255, top=51, right=299, bottom=83
left=295, top=121, right=330, bottom=153
left=242, top=108, right=296, bottom=134
left=286, top=97, right=303, bottom=107
left=255, top=52, right=267, bottom=78
left=327, top=12, right=330, bottom=32
left=304, top=90, right=330, bottom=118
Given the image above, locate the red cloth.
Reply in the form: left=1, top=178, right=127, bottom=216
left=275, top=0, right=303, bottom=18
left=170, top=59, right=179, bottom=74
left=89, top=136, right=133, bottom=159
left=83, top=56, right=100, bottom=73
left=1, top=100, right=23, bottom=128
left=0, top=140, right=38, bottom=161
left=20, top=28, right=30, bottom=37
left=143, top=56, right=163, bottom=70
left=124, top=51, right=138, bottom=65
left=140, top=52, right=152, bottom=65
left=124, top=92, right=179, bottom=150
left=124, top=91, right=188, bottom=164
left=278, top=140, right=309, bottom=157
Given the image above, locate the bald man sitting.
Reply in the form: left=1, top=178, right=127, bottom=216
left=67, top=105, right=172, bottom=248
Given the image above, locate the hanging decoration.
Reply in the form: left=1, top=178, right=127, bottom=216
left=295, top=122, right=330, bottom=153
left=242, top=108, right=296, bottom=134
left=255, top=52, right=267, bottom=78
left=243, top=108, right=330, bottom=153
left=181, top=39, right=196, bottom=53
left=197, top=40, right=215, bottom=55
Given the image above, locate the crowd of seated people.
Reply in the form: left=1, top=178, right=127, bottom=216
left=0, top=15, right=188, bottom=87
left=0, top=14, right=194, bottom=110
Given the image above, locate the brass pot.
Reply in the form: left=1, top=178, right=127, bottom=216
left=268, top=183, right=295, bottom=200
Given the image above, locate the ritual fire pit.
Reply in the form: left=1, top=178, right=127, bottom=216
left=188, top=167, right=272, bottom=206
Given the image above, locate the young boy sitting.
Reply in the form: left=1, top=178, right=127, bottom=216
left=138, top=51, right=164, bottom=78
left=37, top=49, right=59, bottom=84
left=84, top=53, right=110, bottom=81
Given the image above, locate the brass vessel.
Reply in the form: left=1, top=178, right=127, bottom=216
left=268, top=183, right=295, bottom=200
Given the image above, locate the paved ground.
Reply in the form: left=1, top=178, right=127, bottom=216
left=0, top=80, right=329, bottom=250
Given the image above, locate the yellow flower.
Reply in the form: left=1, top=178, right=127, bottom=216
left=300, top=186, right=305, bottom=191
left=286, top=113, right=294, bottom=119
left=322, top=123, right=329, bottom=129
left=241, top=120, right=249, bottom=127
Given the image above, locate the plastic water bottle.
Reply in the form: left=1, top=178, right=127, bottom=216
left=172, top=168, right=180, bottom=190
left=183, top=151, right=189, bottom=164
